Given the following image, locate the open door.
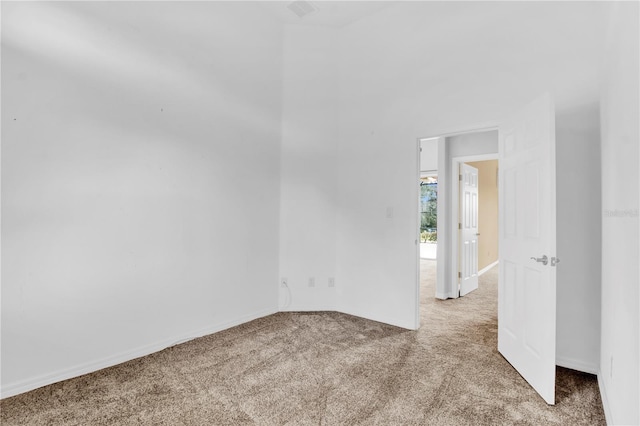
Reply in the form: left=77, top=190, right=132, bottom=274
left=498, top=93, right=557, bottom=405
left=459, top=163, right=479, bottom=296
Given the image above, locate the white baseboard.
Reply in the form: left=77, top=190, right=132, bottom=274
left=556, top=356, right=598, bottom=375
left=0, top=307, right=277, bottom=399
left=435, top=291, right=458, bottom=300
left=278, top=292, right=336, bottom=312
left=279, top=304, right=337, bottom=312
left=478, top=260, right=499, bottom=276
left=597, top=372, right=613, bottom=426
left=336, top=307, right=416, bottom=331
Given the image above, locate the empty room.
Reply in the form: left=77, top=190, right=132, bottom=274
left=1, top=1, right=638, bottom=425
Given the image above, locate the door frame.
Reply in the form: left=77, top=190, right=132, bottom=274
left=450, top=153, right=498, bottom=298
left=415, top=139, right=421, bottom=329
left=415, top=126, right=498, bottom=326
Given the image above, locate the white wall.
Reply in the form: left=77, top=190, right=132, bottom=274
left=1, top=2, right=284, bottom=397
left=599, top=2, right=640, bottom=424
left=332, top=1, right=607, bottom=330
left=447, top=132, right=499, bottom=158
left=420, top=138, right=438, bottom=172
left=555, top=104, right=602, bottom=374
left=279, top=24, right=339, bottom=311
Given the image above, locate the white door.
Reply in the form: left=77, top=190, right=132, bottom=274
left=459, top=163, right=479, bottom=296
left=498, top=93, right=557, bottom=405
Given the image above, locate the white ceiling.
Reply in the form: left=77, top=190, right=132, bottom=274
left=258, top=1, right=390, bottom=28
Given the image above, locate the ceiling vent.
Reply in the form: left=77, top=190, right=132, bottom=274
left=287, top=0, right=318, bottom=18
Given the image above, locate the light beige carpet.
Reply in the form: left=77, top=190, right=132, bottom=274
left=1, top=260, right=605, bottom=425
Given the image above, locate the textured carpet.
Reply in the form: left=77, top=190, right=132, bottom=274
left=1, top=260, right=605, bottom=425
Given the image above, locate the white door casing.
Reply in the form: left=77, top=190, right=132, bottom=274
left=459, top=163, right=479, bottom=297
left=498, top=93, right=557, bottom=405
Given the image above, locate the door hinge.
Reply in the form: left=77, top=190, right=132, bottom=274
left=458, top=223, right=462, bottom=229
left=458, top=272, right=462, bottom=278
left=459, top=174, right=463, bottom=181
left=420, top=147, right=423, bottom=152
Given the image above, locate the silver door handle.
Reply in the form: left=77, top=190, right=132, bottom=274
left=530, top=255, right=548, bottom=265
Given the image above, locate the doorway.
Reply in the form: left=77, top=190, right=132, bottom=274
left=417, top=129, right=499, bottom=301
left=451, top=155, right=499, bottom=297
left=465, top=160, right=499, bottom=276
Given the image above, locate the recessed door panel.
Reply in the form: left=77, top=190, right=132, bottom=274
left=504, top=168, right=517, bottom=239
left=502, top=260, right=518, bottom=337
left=524, top=162, right=540, bottom=239
left=524, top=266, right=542, bottom=358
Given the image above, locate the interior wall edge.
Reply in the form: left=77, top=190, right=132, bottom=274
left=597, top=372, right=614, bottom=426
left=435, top=292, right=455, bottom=301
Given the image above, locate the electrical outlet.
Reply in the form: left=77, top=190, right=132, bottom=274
left=281, top=277, right=288, bottom=288
left=308, top=277, right=315, bottom=287
left=328, top=277, right=335, bottom=288
left=386, top=206, right=394, bottom=219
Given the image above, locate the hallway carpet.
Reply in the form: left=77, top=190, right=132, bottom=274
left=1, top=261, right=605, bottom=425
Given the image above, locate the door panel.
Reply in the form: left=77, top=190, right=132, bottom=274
left=459, top=163, right=479, bottom=296
left=498, top=93, right=557, bottom=405
left=524, top=164, right=540, bottom=238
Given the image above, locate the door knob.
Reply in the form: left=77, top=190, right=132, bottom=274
left=530, top=255, right=548, bottom=265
